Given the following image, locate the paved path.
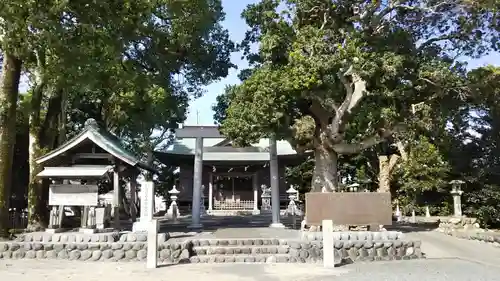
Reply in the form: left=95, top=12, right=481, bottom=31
left=404, top=229, right=500, bottom=267
left=1, top=259, right=499, bottom=281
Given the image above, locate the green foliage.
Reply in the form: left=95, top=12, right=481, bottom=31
left=396, top=136, right=451, bottom=196
left=214, top=0, right=495, bottom=192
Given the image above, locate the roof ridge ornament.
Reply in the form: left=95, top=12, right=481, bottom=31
left=84, top=118, right=99, bottom=129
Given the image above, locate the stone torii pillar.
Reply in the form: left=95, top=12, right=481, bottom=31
left=269, top=135, right=284, bottom=228
left=188, top=136, right=203, bottom=229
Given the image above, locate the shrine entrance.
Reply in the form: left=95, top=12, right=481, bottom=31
left=214, top=174, right=254, bottom=202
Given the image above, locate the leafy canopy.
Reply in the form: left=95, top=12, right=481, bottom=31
left=218, top=0, right=498, bottom=154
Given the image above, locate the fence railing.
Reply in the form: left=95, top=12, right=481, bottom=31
left=8, top=208, right=28, bottom=229
left=213, top=200, right=254, bottom=210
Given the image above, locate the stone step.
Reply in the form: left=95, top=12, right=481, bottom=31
left=190, top=238, right=287, bottom=247
left=192, top=245, right=292, bottom=255
left=189, top=254, right=304, bottom=263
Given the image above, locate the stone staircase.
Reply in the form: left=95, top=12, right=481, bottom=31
left=187, top=238, right=319, bottom=264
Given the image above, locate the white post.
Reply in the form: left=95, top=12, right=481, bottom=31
left=146, top=219, right=158, bottom=269
left=253, top=173, right=258, bottom=211
left=322, top=219, right=335, bottom=267
left=425, top=206, right=431, bottom=218
left=208, top=173, right=213, bottom=211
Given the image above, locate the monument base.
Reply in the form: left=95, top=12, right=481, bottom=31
left=79, top=228, right=96, bottom=234
left=269, top=223, right=285, bottom=228
left=187, top=223, right=203, bottom=229
left=132, top=220, right=152, bottom=232
left=45, top=228, right=64, bottom=234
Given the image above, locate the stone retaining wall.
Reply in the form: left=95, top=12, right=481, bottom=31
left=188, top=238, right=422, bottom=264
left=301, top=231, right=404, bottom=241
left=444, top=231, right=500, bottom=247
left=16, top=232, right=169, bottom=244
left=0, top=238, right=423, bottom=264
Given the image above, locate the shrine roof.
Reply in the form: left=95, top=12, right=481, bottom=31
left=161, top=137, right=298, bottom=156
left=35, top=119, right=156, bottom=172
left=37, top=165, right=113, bottom=178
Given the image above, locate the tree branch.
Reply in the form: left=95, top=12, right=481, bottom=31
left=395, top=140, right=408, bottom=161
left=332, top=125, right=404, bottom=155
left=308, top=100, right=332, bottom=128
left=329, top=68, right=368, bottom=137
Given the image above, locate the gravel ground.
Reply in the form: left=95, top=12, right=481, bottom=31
left=1, top=259, right=500, bottom=281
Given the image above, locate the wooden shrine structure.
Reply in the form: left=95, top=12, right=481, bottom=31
left=154, top=125, right=308, bottom=228
left=35, top=118, right=156, bottom=233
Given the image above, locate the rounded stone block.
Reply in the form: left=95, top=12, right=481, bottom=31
left=33, top=250, right=44, bottom=259
left=57, top=250, right=69, bottom=259
left=137, top=234, right=147, bottom=242
left=113, top=250, right=125, bottom=260
left=127, top=233, right=137, bottom=242
left=0, top=243, right=8, bottom=252
left=13, top=250, right=26, bottom=259
left=33, top=242, right=43, bottom=251
left=10, top=243, right=20, bottom=251
left=137, top=249, right=147, bottom=261
left=69, top=250, right=81, bottom=260
left=122, top=243, right=133, bottom=251
left=78, top=250, right=91, bottom=261
left=102, top=249, right=113, bottom=260
left=25, top=250, right=36, bottom=259
left=125, top=250, right=137, bottom=260
left=132, top=243, right=144, bottom=251
left=53, top=244, right=64, bottom=252
left=45, top=250, right=57, bottom=259
left=160, top=249, right=171, bottom=261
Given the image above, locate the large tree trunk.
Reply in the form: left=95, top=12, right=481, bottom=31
left=27, top=75, right=45, bottom=231
left=378, top=155, right=392, bottom=193
left=0, top=52, right=22, bottom=237
left=27, top=86, right=63, bottom=230
left=311, top=143, right=338, bottom=192
left=377, top=141, right=406, bottom=194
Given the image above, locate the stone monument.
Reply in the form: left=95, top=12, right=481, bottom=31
left=133, top=181, right=155, bottom=232
left=260, top=184, right=271, bottom=213
left=450, top=179, right=465, bottom=217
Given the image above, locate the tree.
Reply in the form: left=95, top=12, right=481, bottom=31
left=217, top=0, right=497, bottom=192
left=0, top=0, right=234, bottom=232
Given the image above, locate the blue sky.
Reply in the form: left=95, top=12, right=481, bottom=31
left=184, top=0, right=500, bottom=126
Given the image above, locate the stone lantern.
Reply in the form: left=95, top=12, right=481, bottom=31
left=166, top=185, right=180, bottom=221
left=286, top=185, right=298, bottom=214
left=449, top=180, right=465, bottom=217
left=347, top=183, right=360, bottom=192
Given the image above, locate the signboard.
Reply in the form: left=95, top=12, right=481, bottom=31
left=49, top=184, right=98, bottom=206
left=305, top=192, right=392, bottom=226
